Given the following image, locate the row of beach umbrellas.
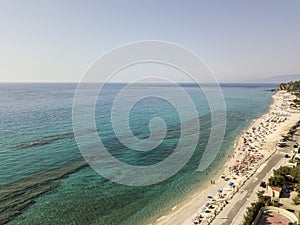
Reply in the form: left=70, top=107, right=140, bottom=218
left=200, top=182, right=234, bottom=214
left=202, top=183, right=234, bottom=208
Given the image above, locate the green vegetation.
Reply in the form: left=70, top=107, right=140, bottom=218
left=277, top=81, right=300, bottom=105
left=269, top=175, right=286, bottom=186
left=274, top=166, right=292, bottom=176
left=268, top=166, right=300, bottom=186
left=267, top=165, right=300, bottom=198
left=288, top=222, right=298, bottom=225
left=277, top=81, right=300, bottom=93
left=242, top=164, right=300, bottom=224
left=242, top=191, right=265, bottom=225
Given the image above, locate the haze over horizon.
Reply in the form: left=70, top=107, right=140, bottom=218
left=1, top=0, right=300, bottom=83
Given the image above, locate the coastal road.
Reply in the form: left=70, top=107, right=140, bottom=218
left=210, top=148, right=291, bottom=225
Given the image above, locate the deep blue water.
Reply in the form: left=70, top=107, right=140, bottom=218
left=0, top=83, right=276, bottom=224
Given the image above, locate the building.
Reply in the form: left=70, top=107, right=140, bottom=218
left=254, top=207, right=298, bottom=225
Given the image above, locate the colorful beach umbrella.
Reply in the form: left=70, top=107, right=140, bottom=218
left=228, top=182, right=234, bottom=186
left=205, top=202, right=210, bottom=207
left=207, top=195, right=213, bottom=199
left=201, top=207, right=206, bottom=211
left=217, top=189, right=222, bottom=193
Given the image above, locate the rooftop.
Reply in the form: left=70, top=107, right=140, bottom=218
left=257, top=212, right=292, bottom=225
left=269, top=186, right=282, bottom=192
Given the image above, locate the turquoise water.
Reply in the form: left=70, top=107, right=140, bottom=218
left=0, top=83, right=276, bottom=224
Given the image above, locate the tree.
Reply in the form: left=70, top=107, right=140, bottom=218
left=274, top=166, right=292, bottom=177
left=242, top=191, right=265, bottom=225
left=268, top=175, right=285, bottom=186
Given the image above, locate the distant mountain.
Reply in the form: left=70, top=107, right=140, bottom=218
left=221, top=74, right=300, bottom=84
left=260, top=74, right=300, bottom=83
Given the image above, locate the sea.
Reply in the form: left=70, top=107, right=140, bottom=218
left=0, top=83, right=277, bottom=225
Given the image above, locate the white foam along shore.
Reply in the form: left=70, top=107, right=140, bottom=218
left=151, top=91, right=300, bottom=225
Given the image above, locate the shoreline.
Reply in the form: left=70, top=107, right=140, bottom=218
left=151, top=91, right=299, bottom=225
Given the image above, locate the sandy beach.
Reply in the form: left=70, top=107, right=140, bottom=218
left=152, top=91, right=300, bottom=225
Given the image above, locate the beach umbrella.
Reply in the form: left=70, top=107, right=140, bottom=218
left=201, top=207, right=206, bottom=211
left=205, top=202, right=210, bottom=207
left=207, top=195, right=213, bottom=199
left=217, top=189, right=222, bottom=193
left=228, top=182, right=234, bottom=187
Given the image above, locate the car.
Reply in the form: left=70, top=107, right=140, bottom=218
left=260, top=181, right=267, bottom=188
left=277, top=142, right=287, bottom=147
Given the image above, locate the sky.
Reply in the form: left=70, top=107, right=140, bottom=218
left=0, top=0, right=300, bottom=83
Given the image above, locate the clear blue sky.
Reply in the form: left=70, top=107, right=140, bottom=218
left=1, top=0, right=300, bottom=82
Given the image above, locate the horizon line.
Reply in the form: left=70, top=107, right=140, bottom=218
left=0, top=81, right=282, bottom=84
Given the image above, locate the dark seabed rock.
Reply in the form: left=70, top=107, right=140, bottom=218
left=0, top=160, right=88, bottom=224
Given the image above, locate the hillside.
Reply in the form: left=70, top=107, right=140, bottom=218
left=277, top=80, right=300, bottom=92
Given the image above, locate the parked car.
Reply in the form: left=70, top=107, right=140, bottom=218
left=260, top=181, right=267, bottom=188
left=277, top=141, right=287, bottom=147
